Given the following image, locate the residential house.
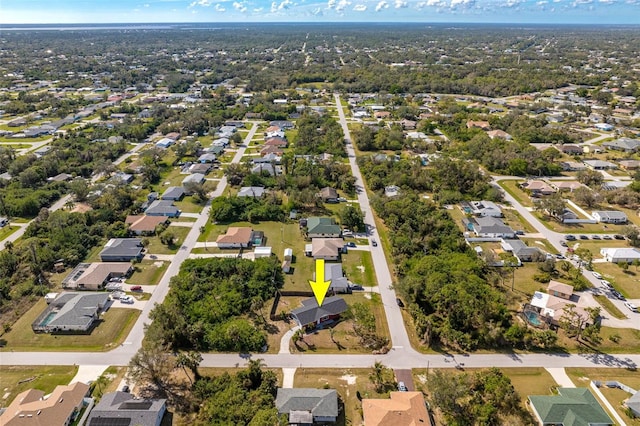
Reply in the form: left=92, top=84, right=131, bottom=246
left=290, top=296, right=348, bottom=328
left=145, top=200, right=181, bottom=217
left=626, top=391, right=640, bottom=418
left=583, top=160, right=617, bottom=170
left=309, top=238, right=344, bottom=261
left=501, top=239, right=544, bottom=263
left=520, top=180, right=556, bottom=196
left=99, top=238, right=144, bottom=262
left=307, top=217, right=342, bottom=238
left=550, top=181, right=584, bottom=192
left=264, top=137, right=288, bottom=148
left=558, top=144, right=584, bottom=155
left=471, top=217, right=515, bottom=239
left=528, top=388, right=613, bottom=426
left=155, top=137, right=174, bottom=148
left=592, top=210, right=628, bottom=224
left=260, top=145, right=284, bottom=157
left=216, top=227, right=253, bottom=249
left=86, top=391, right=167, bottom=426
left=188, top=163, right=212, bottom=175
left=602, top=137, right=640, bottom=153
left=125, top=215, right=168, bottom=235
left=468, top=200, right=502, bottom=217
left=618, top=159, right=640, bottom=170
left=600, top=247, right=640, bottom=263
left=47, top=173, right=73, bottom=182
left=318, top=187, right=339, bottom=203
left=529, top=291, right=591, bottom=327
left=362, top=392, right=430, bottom=426
left=486, top=129, right=512, bottom=140
left=161, top=186, right=185, bottom=201
left=0, top=382, right=90, bottom=426
left=559, top=161, right=587, bottom=171
left=266, top=129, right=286, bottom=139
left=31, top=292, right=109, bottom=333
left=62, top=262, right=132, bottom=290
left=251, top=163, right=280, bottom=176
left=197, top=153, right=217, bottom=163
left=270, top=120, right=294, bottom=130
left=253, top=153, right=282, bottom=164
left=466, top=120, right=490, bottom=130
left=319, top=262, right=350, bottom=294
left=275, top=388, right=338, bottom=425
left=237, top=186, right=266, bottom=198
left=384, top=185, right=400, bottom=197
left=602, top=181, right=631, bottom=191
left=182, top=173, right=205, bottom=186
left=111, top=172, right=133, bottom=184
left=595, top=122, right=614, bottom=131
left=400, top=119, right=417, bottom=130
left=374, top=111, right=391, bottom=120
left=582, top=145, right=604, bottom=154
left=547, top=280, right=573, bottom=300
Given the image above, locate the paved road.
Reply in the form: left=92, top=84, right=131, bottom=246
left=493, top=176, right=639, bottom=328
left=334, top=94, right=414, bottom=352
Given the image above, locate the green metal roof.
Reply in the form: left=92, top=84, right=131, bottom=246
left=528, top=388, right=613, bottom=426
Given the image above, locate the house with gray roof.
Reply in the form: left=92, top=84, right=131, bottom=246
left=237, top=186, right=266, bottom=198
left=182, top=173, right=205, bottom=186
left=145, top=200, right=181, bottom=217
left=32, top=292, right=109, bottom=333
left=471, top=217, right=515, bottom=239
left=320, top=262, right=350, bottom=294
left=86, top=392, right=167, bottom=426
left=583, top=160, right=617, bottom=170
left=275, top=388, right=338, bottom=425
left=592, top=210, right=627, bottom=224
left=602, top=137, right=640, bottom=153
left=528, top=388, right=612, bottom=426
left=290, top=296, right=348, bottom=328
left=161, top=186, right=185, bottom=201
left=99, top=238, right=144, bottom=262
left=501, top=239, right=544, bottom=263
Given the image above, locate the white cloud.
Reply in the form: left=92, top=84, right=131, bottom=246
left=598, top=0, right=615, bottom=3
left=395, top=0, right=408, bottom=7
left=504, top=0, right=523, bottom=6
left=312, top=6, right=324, bottom=14
left=233, top=1, right=247, bottom=11
left=375, top=0, right=389, bottom=10
left=335, top=0, right=351, bottom=10
left=327, top=0, right=336, bottom=7
left=353, top=3, right=367, bottom=10
left=189, top=0, right=214, bottom=6
left=536, top=0, right=548, bottom=4
left=215, top=3, right=226, bottom=11
left=270, top=0, right=293, bottom=10
left=450, top=0, right=474, bottom=7
left=253, top=7, right=264, bottom=11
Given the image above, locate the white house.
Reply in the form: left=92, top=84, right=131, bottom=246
left=600, top=247, right=640, bottom=263
left=469, top=200, right=502, bottom=217
left=592, top=210, right=628, bottom=224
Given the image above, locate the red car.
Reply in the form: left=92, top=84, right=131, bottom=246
left=130, top=285, right=143, bottom=292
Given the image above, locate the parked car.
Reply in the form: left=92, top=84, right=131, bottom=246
left=121, top=385, right=130, bottom=393
left=612, top=291, right=625, bottom=301
left=110, top=291, right=125, bottom=300
left=560, top=241, right=568, bottom=247
left=130, top=285, right=143, bottom=292
left=347, top=242, right=356, bottom=248
left=515, top=230, right=525, bottom=235
left=371, top=240, right=378, bottom=247
left=555, top=254, right=565, bottom=259
left=592, top=271, right=602, bottom=279
left=603, top=235, right=612, bottom=240
left=580, top=235, right=589, bottom=240
left=120, top=295, right=134, bottom=304
left=397, top=382, right=408, bottom=392
left=592, top=235, right=601, bottom=240
left=601, top=280, right=613, bottom=289
left=566, top=235, right=576, bottom=241
left=614, top=234, right=625, bottom=240
left=396, top=298, right=404, bottom=308
left=105, top=283, right=122, bottom=291
left=624, top=301, right=638, bottom=313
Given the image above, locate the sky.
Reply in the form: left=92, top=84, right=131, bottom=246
left=0, top=0, right=639, bottom=24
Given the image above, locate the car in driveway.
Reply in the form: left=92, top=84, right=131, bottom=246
left=592, top=271, right=602, bottom=279
left=347, top=242, right=356, bottom=248
left=371, top=240, right=378, bottom=247
left=624, top=301, right=638, bottom=313
left=397, top=382, right=408, bottom=392
left=130, top=285, right=143, bottom=292
left=120, top=295, right=134, bottom=304
left=560, top=241, right=568, bottom=247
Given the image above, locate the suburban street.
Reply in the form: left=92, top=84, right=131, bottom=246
left=493, top=175, right=640, bottom=329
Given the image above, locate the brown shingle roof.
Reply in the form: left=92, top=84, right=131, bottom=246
left=216, top=227, right=253, bottom=244
left=125, top=215, right=168, bottom=233
left=362, top=392, right=430, bottom=426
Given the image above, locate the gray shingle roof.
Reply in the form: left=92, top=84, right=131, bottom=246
left=87, top=391, right=166, bottom=426
left=276, top=388, right=338, bottom=419
left=291, top=296, right=348, bottom=327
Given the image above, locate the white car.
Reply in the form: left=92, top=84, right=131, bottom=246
left=120, top=296, right=134, bottom=304
left=624, top=302, right=638, bottom=313
left=600, top=280, right=612, bottom=288
left=592, top=271, right=602, bottom=279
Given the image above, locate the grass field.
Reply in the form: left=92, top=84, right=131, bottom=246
left=0, top=365, right=78, bottom=407
left=127, top=260, right=169, bottom=285
left=145, top=226, right=190, bottom=255
left=593, top=295, right=627, bottom=320
left=565, top=368, right=640, bottom=425
left=0, top=225, right=20, bottom=241
left=0, top=299, right=140, bottom=352
left=174, top=197, right=205, bottom=214
left=590, top=262, right=640, bottom=299
left=498, top=180, right=532, bottom=207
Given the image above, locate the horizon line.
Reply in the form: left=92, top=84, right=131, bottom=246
left=2, top=21, right=640, bottom=26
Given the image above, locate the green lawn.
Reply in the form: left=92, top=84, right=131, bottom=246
left=503, top=209, right=538, bottom=233
left=0, top=143, right=31, bottom=149
left=565, top=368, right=640, bottom=425
left=145, top=226, right=190, bottom=255
left=127, top=260, right=169, bottom=285
left=500, top=367, right=559, bottom=398
left=498, top=180, right=532, bottom=207
left=591, top=262, right=640, bottom=299
left=593, top=295, right=627, bottom=320
left=342, top=250, right=378, bottom=287
left=174, top=197, right=205, bottom=214
left=0, top=299, right=140, bottom=352
left=537, top=213, right=628, bottom=234
left=0, top=365, right=78, bottom=407
left=0, top=225, right=20, bottom=241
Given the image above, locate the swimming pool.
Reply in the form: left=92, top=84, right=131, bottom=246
left=524, top=311, right=541, bottom=326
left=40, top=311, right=57, bottom=326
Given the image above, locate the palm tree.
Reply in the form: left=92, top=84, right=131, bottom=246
left=369, top=361, right=386, bottom=392
left=94, top=373, right=109, bottom=397
left=176, top=351, right=202, bottom=385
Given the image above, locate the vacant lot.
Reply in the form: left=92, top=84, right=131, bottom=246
left=0, top=365, right=78, bottom=407
left=146, top=226, right=190, bottom=255
left=127, top=260, right=168, bottom=285
left=591, top=262, right=640, bottom=299
left=0, top=299, right=140, bottom=352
